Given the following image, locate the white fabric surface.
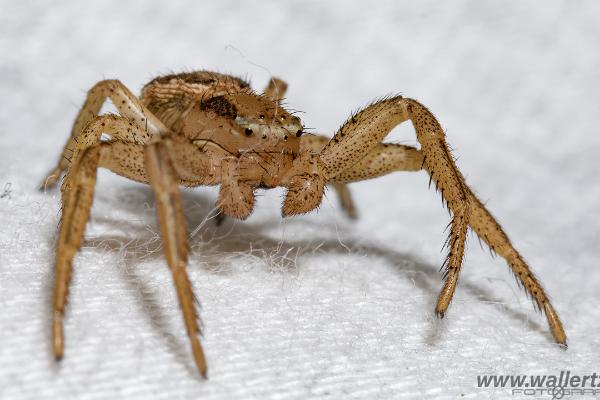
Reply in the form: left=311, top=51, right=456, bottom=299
left=1, top=1, right=599, bottom=399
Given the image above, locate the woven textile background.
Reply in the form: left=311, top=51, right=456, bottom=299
left=1, top=1, right=599, bottom=399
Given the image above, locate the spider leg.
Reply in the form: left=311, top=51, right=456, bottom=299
left=53, top=115, right=151, bottom=360
left=330, top=143, right=424, bottom=183
left=319, top=97, right=566, bottom=345
left=465, top=187, right=566, bottom=345
left=401, top=100, right=469, bottom=319
left=53, top=145, right=101, bottom=360
left=145, top=139, right=208, bottom=378
left=41, top=79, right=169, bottom=189
left=319, top=97, right=471, bottom=321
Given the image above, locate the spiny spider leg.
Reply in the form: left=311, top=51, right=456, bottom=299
left=52, top=115, right=151, bottom=360
left=319, top=96, right=566, bottom=345
left=330, top=143, right=424, bottom=182
left=53, top=145, right=101, bottom=360
left=53, top=110, right=209, bottom=376
left=41, top=79, right=168, bottom=189
left=145, top=139, right=207, bottom=378
left=465, top=187, right=566, bottom=345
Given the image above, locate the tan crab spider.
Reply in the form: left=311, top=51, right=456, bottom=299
left=41, top=71, right=566, bottom=378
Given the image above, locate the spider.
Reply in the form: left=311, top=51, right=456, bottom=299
left=41, top=70, right=566, bottom=378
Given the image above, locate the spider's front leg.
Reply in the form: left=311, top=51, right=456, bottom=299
left=145, top=138, right=208, bottom=377
left=304, top=96, right=565, bottom=345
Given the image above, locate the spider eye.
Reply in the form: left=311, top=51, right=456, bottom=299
left=296, top=129, right=303, bottom=137
left=244, top=128, right=253, bottom=136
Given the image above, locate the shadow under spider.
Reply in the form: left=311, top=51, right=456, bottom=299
left=48, top=185, right=549, bottom=368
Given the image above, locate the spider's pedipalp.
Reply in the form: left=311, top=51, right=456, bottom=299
left=217, top=157, right=256, bottom=219
left=299, top=133, right=360, bottom=218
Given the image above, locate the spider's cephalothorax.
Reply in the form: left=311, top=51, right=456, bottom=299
left=141, top=71, right=304, bottom=191
left=41, top=70, right=566, bottom=379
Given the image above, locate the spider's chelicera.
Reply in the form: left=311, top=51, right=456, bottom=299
left=41, top=71, right=566, bottom=378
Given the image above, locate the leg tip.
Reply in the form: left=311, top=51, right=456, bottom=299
left=556, top=339, right=568, bottom=350
left=191, top=339, right=208, bottom=380
left=38, top=179, right=52, bottom=192
left=345, top=209, right=358, bottom=220
left=434, top=303, right=447, bottom=319
left=39, top=169, right=61, bottom=191
left=52, top=315, right=65, bottom=360
left=53, top=342, right=64, bottom=361
left=559, top=342, right=568, bottom=350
